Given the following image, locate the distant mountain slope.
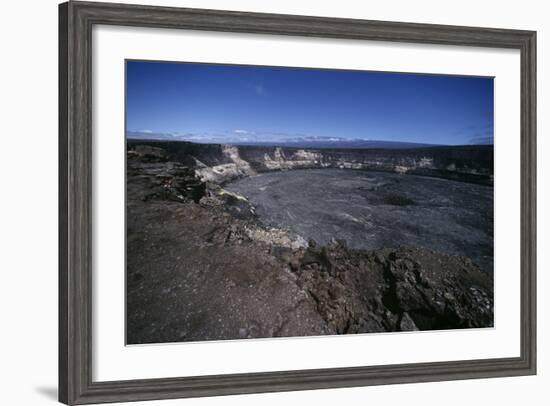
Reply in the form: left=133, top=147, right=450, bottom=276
left=232, top=139, right=440, bottom=149
left=126, top=131, right=443, bottom=149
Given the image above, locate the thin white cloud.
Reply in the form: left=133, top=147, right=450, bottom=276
left=254, top=84, right=265, bottom=96
left=141, top=129, right=153, bottom=133
left=233, top=129, right=249, bottom=134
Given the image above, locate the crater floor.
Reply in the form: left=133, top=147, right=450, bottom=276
left=126, top=156, right=494, bottom=343
left=226, top=169, right=493, bottom=274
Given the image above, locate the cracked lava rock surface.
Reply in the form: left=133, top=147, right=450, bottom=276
left=126, top=146, right=493, bottom=344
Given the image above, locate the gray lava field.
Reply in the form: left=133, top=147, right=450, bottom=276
left=226, top=169, right=493, bottom=275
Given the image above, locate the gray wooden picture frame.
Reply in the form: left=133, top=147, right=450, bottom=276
left=59, top=1, right=537, bottom=404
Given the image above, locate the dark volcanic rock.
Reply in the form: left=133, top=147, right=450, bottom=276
left=126, top=144, right=494, bottom=344
left=127, top=139, right=494, bottom=185
left=127, top=153, right=206, bottom=204
left=128, top=144, right=168, bottom=162
left=286, top=242, right=493, bottom=334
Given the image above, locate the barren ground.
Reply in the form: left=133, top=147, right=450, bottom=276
left=126, top=149, right=493, bottom=344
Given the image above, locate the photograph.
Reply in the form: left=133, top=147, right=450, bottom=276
left=125, top=61, right=495, bottom=345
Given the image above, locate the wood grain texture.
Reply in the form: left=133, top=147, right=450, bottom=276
left=58, top=1, right=537, bottom=404
left=58, top=2, right=69, bottom=404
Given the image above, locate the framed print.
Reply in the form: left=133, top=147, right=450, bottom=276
left=59, top=1, right=536, bottom=404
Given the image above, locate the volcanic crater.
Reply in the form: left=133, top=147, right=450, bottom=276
left=126, top=140, right=494, bottom=344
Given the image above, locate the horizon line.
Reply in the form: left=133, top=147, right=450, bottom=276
left=126, top=136, right=493, bottom=148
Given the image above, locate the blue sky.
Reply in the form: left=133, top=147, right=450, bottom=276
left=126, top=60, right=494, bottom=146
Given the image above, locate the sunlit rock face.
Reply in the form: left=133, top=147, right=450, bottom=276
left=261, top=147, right=324, bottom=170
left=194, top=145, right=256, bottom=183
left=127, top=139, right=493, bottom=186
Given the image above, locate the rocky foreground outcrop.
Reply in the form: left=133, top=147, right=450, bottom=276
left=126, top=147, right=493, bottom=344
left=281, top=242, right=492, bottom=334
